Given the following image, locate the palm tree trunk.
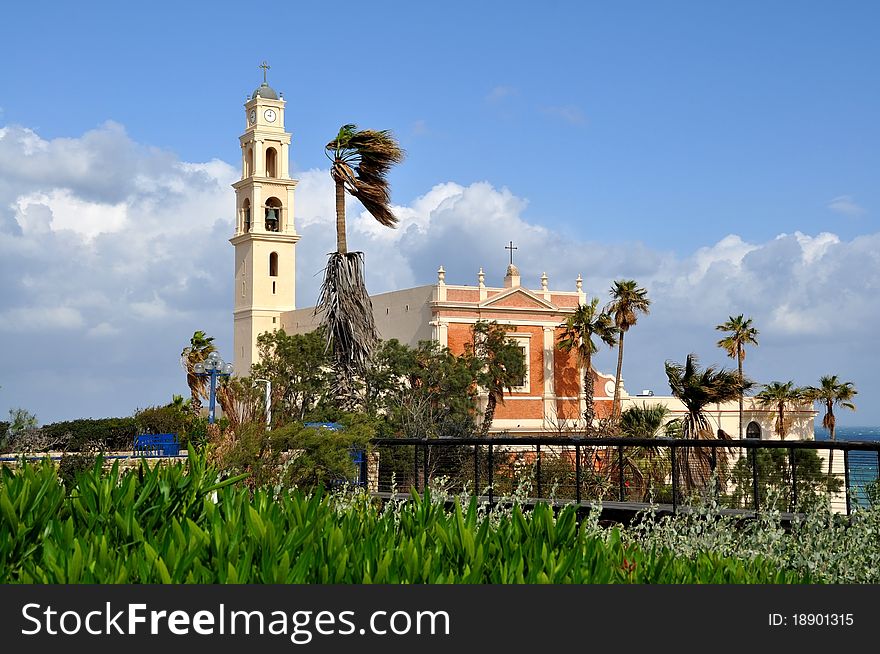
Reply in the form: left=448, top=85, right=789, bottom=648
left=583, top=355, right=595, bottom=428
left=335, top=178, right=347, bottom=254
left=612, top=331, right=625, bottom=422
left=737, top=354, right=744, bottom=438
left=778, top=403, right=785, bottom=439
left=481, top=394, right=497, bottom=438
left=826, top=407, right=836, bottom=478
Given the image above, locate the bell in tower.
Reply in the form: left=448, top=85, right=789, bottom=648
left=265, top=207, right=278, bottom=232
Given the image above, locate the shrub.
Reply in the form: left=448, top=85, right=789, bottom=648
left=0, top=458, right=812, bottom=584
left=273, top=418, right=373, bottom=491
left=41, top=417, right=138, bottom=452
left=57, top=452, right=99, bottom=489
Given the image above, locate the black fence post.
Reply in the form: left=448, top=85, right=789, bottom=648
left=844, top=448, right=852, bottom=516
left=488, top=443, right=494, bottom=505
left=618, top=444, right=625, bottom=501
left=575, top=444, right=581, bottom=504
left=751, top=447, right=760, bottom=514
left=710, top=447, right=717, bottom=474
left=536, top=444, right=542, bottom=499
left=474, top=445, right=480, bottom=497
left=413, top=444, right=419, bottom=494
left=789, top=447, right=798, bottom=512
left=671, top=446, right=678, bottom=515
left=423, top=439, right=429, bottom=495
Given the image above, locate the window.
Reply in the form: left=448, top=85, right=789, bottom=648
left=507, top=334, right=530, bottom=392
left=272, top=281, right=276, bottom=294
left=246, top=148, right=254, bottom=177
left=746, top=421, right=762, bottom=440
left=269, top=252, right=278, bottom=277
left=266, top=147, right=277, bottom=178
left=242, top=198, right=251, bottom=233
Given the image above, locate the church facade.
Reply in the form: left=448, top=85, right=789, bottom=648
left=230, top=72, right=816, bottom=440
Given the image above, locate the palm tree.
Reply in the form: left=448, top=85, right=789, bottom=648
left=665, top=354, right=748, bottom=493
left=466, top=321, right=527, bottom=438
left=557, top=298, right=618, bottom=427
left=803, top=375, right=857, bottom=477
left=318, top=124, right=404, bottom=404
left=755, top=381, right=804, bottom=440
left=181, top=331, right=216, bottom=417
left=617, top=404, right=672, bottom=501
left=715, top=315, right=759, bottom=438
left=606, top=280, right=651, bottom=422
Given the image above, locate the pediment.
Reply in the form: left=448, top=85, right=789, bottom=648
left=480, top=287, right=558, bottom=311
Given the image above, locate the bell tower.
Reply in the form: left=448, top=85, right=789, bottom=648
left=230, top=62, right=299, bottom=374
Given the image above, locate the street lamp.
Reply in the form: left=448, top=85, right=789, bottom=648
left=254, top=378, right=271, bottom=429
left=194, top=351, right=233, bottom=424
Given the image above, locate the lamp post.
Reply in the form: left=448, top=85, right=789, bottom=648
left=254, top=378, right=272, bottom=428
left=194, top=351, right=233, bottom=424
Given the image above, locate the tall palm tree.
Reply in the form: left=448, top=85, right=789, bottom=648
left=756, top=381, right=804, bottom=440
left=318, top=124, right=404, bottom=404
left=557, top=298, right=618, bottom=427
left=181, top=331, right=216, bottom=418
left=606, top=280, right=651, bottom=422
left=665, top=354, right=748, bottom=493
left=803, top=375, right=857, bottom=477
left=715, top=315, right=759, bottom=438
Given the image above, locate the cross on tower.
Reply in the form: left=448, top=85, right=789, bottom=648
left=260, top=60, right=271, bottom=83
left=505, top=240, right=517, bottom=265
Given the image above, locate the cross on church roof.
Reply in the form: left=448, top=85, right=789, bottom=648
left=260, top=60, right=271, bottom=83
left=505, top=241, right=517, bottom=265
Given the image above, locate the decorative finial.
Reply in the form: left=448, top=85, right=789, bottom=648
left=505, top=240, right=518, bottom=266
left=541, top=272, right=548, bottom=291
left=437, top=265, right=446, bottom=285
left=478, top=267, right=485, bottom=287
left=576, top=274, right=583, bottom=292
left=260, top=60, right=271, bottom=84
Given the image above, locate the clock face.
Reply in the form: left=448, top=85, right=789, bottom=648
left=264, top=108, right=277, bottom=123
left=248, top=109, right=256, bottom=124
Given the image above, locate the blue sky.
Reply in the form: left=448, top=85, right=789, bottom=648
left=1, top=1, right=878, bottom=425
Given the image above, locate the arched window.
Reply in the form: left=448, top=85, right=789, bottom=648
left=746, top=421, right=762, bottom=440
left=266, top=147, right=277, bottom=178
left=246, top=148, right=254, bottom=177
left=269, top=252, right=278, bottom=277
left=264, top=197, right=282, bottom=232
left=242, top=198, right=251, bottom=233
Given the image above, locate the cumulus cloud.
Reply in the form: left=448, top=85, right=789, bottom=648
left=1, top=121, right=878, bottom=424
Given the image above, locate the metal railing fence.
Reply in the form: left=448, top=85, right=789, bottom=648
left=371, top=436, right=880, bottom=516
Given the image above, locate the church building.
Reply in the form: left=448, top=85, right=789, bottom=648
left=229, top=69, right=815, bottom=440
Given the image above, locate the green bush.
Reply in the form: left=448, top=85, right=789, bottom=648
left=57, top=452, right=100, bottom=489
left=134, top=405, right=187, bottom=438
left=41, top=417, right=138, bottom=451
left=0, top=457, right=810, bottom=584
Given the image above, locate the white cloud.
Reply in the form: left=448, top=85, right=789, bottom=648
left=486, top=86, right=517, bottom=103
left=1, top=121, right=878, bottom=424
left=542, top=105, right=587, bottom=125
left=827, top=195, right=866, bottom=216
left=0, top=306, right=85, bottom=332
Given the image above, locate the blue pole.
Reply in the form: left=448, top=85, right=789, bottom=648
left=208, top=368, right=217, bottom=424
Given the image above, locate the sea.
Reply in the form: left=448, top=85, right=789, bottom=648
left=814, top=426, right=880, bottom=442
left=814, top=427, right=880, bottom=509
